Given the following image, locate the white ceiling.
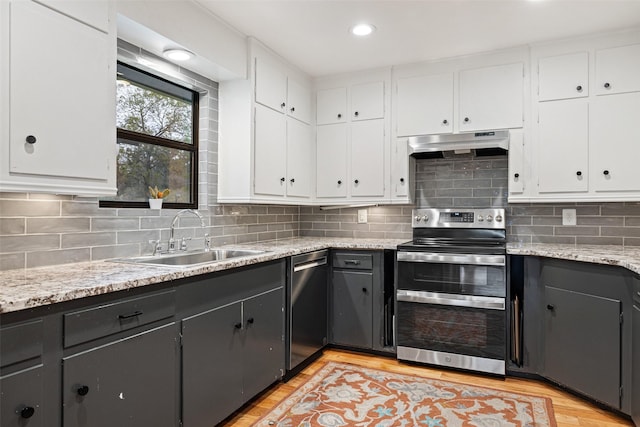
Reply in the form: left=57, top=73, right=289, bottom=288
left=196, top=0, right=640, bottom=77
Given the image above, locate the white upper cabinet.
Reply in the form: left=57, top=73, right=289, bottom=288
left=396, top=73, right=453, bottom=136
left=508, top=130, right=525, bottom=195
left=590, top=92, right=640, bottom=192
left=286, top=118, right=312, bottom=198
left=391, top=138, right=412, bottom=200
left=316, top=124, right=348, bottom=198
left=459, top=62, right=524, bottom=132
left=316, top=87, right=347, bottom=125
left=538, top=52, right=589, bottom=101
left=253, top=104, right=287, bottom=197
left=350, top=120, right=385, bottom=197
left=595, top=43, right=640, bottom=96
left=255, top=56, right=287, bottom=113
left=34, top=0, right=109, bottom=32
left=537, top=99, right=589, bottom=194
left=351, top=81, right=384, bottom=121
left=1, top=0, right=116, bottom=196
left=287, top=77, right=311, bottom=124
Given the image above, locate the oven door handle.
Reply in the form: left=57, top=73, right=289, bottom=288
left=397, top=290, right=505, bottom=310
left=396, top=251, right=505, bottom=266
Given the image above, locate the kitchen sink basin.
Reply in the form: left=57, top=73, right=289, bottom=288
left=111, top=249, right=267, bottom=267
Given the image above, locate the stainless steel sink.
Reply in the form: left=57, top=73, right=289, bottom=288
left=111, top=249, right=267, bottom=267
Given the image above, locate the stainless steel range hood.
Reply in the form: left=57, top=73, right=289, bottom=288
left=408, top=130, right=509, bottom=158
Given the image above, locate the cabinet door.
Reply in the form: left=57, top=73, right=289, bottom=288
left=182, top=303, right=243, bottom=427
left=254, top=105, right=287, bottom=197
left=287, top=78, right=311, bottom=124
left=351, top=120, right=385, bottom=197
left=9, top=1, right=113, bottom=181
left=62, top=323, right=177, bottom=427
left=537, top=100, right=588, bottom=193
left=255, top=56, right=287, bottom=113
left=459, top=63, right=523, bottom=131
left=351, top=81, right=384, bottom=121
left=508, top=130, right=525, bottom=195
left=0, top=366, right=44, bottom=427
left=331, top=270, right=373, bottom=349
left=396, top=73, right=453, bottom=136
left=286, top=119, right=312, bottom=198
left=391, top=138, right=410, bottom=199
left=544, top=286, right=621, bottom=409
left=316, top=124, right=348, bottom=198
left=590, top=92, right=640, bottom=192
left=242, top=287, right=284, bottom=401
left=633, top=303, right=640, bottom=426
left=317, top=87, right=347, bottom=125
left=538, top=52, right=589, bottom=101
left=595, top=43, right=640, bottom=96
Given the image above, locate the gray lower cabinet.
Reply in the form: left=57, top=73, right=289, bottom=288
left=332, top=267, right=373, bottom=349
left=181, top=286, right=284, bottom=427
left=544, top=286, right=621, bottom=408
left=62, top=322, right=178, bottom=427
left=1, top=319, right=45, bottom=427
left=1, top=365, right=44, bottom=427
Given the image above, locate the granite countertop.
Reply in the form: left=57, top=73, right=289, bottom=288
left=506, top=243, right=640, bottom=276
left=3, top=238, right=640, bottom=314
left=0, top=237, right=405, bottom=314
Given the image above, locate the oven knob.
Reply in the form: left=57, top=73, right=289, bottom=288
left=486, top=215, right=493, bottom=222
left=477, top=215, right=484, bottom=222
left=495, top=214, right=503, bottom=222
left=421, top=215, right=429, bottom=222
left=414, top=216, right=421, bottom=222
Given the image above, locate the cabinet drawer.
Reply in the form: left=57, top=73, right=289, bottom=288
left=0, top=320, right=43, bottom=368
left=64, top=290, right=175, bottom=348
left=333, top=253, right=372, bottom=270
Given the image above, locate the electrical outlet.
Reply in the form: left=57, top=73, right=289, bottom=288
left=357, top=209, right=368, bottom=224
left=562, top=209, right=577, bottom=226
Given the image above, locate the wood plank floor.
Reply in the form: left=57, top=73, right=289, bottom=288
left=222, top=348, right=634, bottom=427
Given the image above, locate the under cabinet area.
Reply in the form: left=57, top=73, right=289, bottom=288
left=0, top=0, right=116, bottom=196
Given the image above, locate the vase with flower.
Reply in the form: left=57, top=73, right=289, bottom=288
left=148, top=186, right=170, bottom=209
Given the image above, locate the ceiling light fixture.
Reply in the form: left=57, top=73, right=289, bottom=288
left=162, top=48, right=194, bottom=61
left=351, top=23, right=375, bottom=37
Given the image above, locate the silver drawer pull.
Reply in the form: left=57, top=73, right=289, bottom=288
left=118, top=310, right=143, bottom=320
left=344, top=260, right=361, bottom=265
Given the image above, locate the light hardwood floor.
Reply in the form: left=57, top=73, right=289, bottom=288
left=223, top=348, right=634, bottom=427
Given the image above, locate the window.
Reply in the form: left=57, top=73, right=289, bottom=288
left=100, top=62, right=199, bottom=209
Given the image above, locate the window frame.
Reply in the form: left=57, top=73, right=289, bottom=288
left=100, top=62, right=199, bottom=210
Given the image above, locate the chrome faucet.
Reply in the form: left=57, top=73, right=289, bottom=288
left=169, top=209, right=206, bottom=252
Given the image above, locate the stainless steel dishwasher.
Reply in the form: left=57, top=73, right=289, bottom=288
left=287, top=250, right=328, bottom=372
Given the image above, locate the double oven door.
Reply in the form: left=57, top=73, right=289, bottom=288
left=396, top=249, right=507, bottom=375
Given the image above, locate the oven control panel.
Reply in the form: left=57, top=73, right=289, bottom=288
left=412, top=208, right=505, bottom=229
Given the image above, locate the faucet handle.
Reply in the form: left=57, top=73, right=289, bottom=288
left=180, top=237, right=192, bottom=251
left=204, top=233, right=211, bottom=252
left=148, top=240, right=162, bottom=256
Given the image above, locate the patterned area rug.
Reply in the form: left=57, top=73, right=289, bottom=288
left=253, top=362, right=557, bottom=427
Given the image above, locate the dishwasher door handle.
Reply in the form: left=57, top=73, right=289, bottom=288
left=293, top=257, right=328, bottom=272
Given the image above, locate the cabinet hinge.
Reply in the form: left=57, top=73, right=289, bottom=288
left=620, top=312, right=624, bottom=324
left=179, top=332, right=184, bottom=347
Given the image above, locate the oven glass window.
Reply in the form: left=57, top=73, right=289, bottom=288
left=398, top=261, right=505, bottom=297
left=396, top=301, right=505, bottom=360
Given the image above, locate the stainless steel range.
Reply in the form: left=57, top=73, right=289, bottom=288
left=396, top=208, right=507, bottom=375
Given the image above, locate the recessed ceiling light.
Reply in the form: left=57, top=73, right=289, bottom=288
left=351, top=24, right=375, bottom=37
left=163, top=48, right=194, bottom=61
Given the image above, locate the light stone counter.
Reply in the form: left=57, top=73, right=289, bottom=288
left=0, top=237, right=406, bottom=314
left=507, top=243, right=640, bottom=276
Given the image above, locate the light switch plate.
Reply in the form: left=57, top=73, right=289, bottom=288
left=357, top=209, right=368, bottom=224
left=562, top=209, right=577, bottom=226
